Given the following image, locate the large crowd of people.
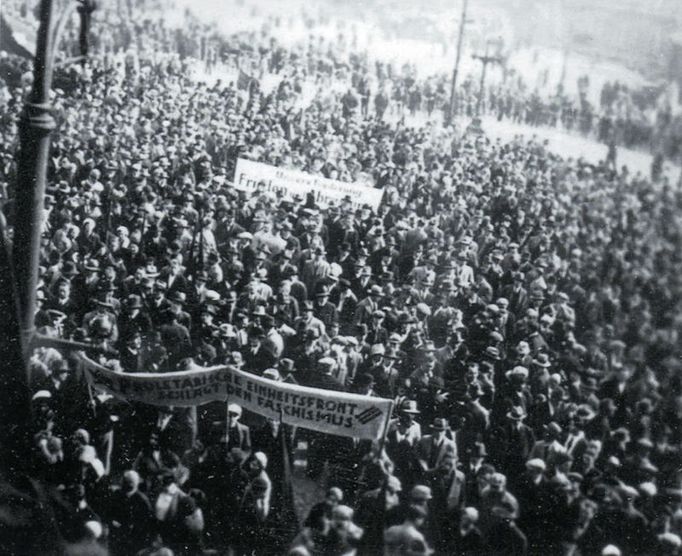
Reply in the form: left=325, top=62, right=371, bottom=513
left=484, top=77, right=682, bottom=163
left=2, top=1, right=682, bottom=555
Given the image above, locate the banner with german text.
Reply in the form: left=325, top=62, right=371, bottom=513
left=80, top=355, right=392, bottom=440
left=233, top=158, right=383, bottom=210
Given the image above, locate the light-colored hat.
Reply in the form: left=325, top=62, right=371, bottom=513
left=638, top=482, right=657, bottom=497
left=526, top=458, right=546, bottom=471
left=370, top=344, right=386, bottom=356
left=516, top=341, right=531, bottom=355
left=462, top=507, right=479, bottom=522
left=205, top=290, right=221, bottom=302
left=657, top=533, right=682, bottom=549
left=31, top=390, right=52, bottom=402
left=409, top=485, right=433, bottom=502
left=332, top=504, right=354, bottom=520
left=506, top=366, right=529, bottom=381
left=318, top=357, right=336, bottom=368
left=84, top=520, right=103, bottom=539
left=263, top=368, right=282, bottom=381
left=227, top=403, right=242, bottom=416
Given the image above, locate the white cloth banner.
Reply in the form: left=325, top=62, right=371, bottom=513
left=80, top=355, right=392, bottom=440
left=233, top=158, right=384, bottom=210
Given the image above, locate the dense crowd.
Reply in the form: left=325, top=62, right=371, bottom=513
left=484, top=78, right=682, bottom=163
left=2, top=1, right=682, bottom=555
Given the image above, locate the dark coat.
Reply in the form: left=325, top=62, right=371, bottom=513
left=488, top=421, right=535, bottom=477
left=242, top=346, right=276, bottom=374
left=486, top=520, right=528, bottom=555
left=107, top=489, right=155, bottom=554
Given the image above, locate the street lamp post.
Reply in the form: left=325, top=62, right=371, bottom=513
left=1, top=0, right=95, bottom=477
left=13, top=0, right=95, bottom=363
left=13, top=0, right=58, bottom=362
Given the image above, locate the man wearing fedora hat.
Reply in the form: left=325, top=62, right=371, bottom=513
left=268, top=246, right=296, bottom=286
left=295, top=300, right=327, bottom=341
left=369, top=344, right=403, bottom=397
left=301, top=245, right=331, bottom=294
left=289, top=327, right=325, bottom=381
left=155, top=301, right=191, bottom=360
left=350, top=264, right=375, bottom=299
left=529, top=421, right=566, bottom=466
left=242, top=326, right=275, bottom=374
left=119, top=332, right=153, bottom=374
left=417, top=417, right=458, bottom=474
left=312, top=284, right=338, bottom=329
left=119, top=294, right=152, bottom=340
left=502, top=365, right=532, bottom=414
left=424, top=450, right=466, bottom=551
left=489, top=406, right=536, bottom=480
left=385, top=400, right=423, bottom=487
left=165, top=290, right=191, bottom=331
left=271, top=282, right=299, bottom=327
left=214, top=323, right=237, bottom=360
left=73, top=258, right=102, bottom=303
left=353, top=284, right=384, bottom=327
left=83, top=292, right=120, bottom=343
left=214, top=208, right=246, bottom=249
left=259, top=314, right=284, bottom=360
left=367, top=309, right=389, bottom=346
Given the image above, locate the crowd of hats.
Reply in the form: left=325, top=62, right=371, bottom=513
left=2, top=0, right=682, bottom=554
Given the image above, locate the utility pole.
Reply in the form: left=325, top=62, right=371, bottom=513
left=472, top=39, right=503, bottom=116
left=445, top=0, right=469, bottom=126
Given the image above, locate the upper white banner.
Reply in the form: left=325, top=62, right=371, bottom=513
left=233, top=158, right=383, bottom=210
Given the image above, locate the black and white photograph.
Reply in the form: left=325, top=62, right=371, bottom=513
left=1, top=0, right=682, bottom=554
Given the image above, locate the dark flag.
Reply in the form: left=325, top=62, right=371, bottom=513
left=265, top=418, right=299, bottom=553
